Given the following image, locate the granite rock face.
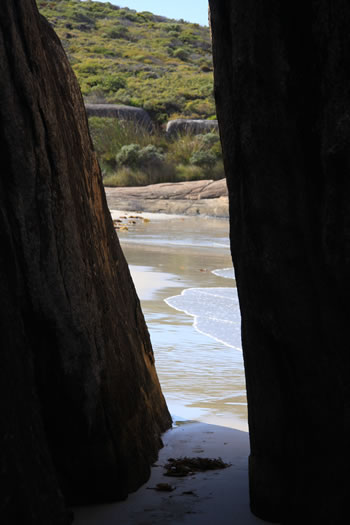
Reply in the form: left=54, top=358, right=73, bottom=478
left=210, top=1, right=350, bottom=523
left=166, top=118, right=219, bottom=137
left=105, top=179, right=228, bottom=217
left=0, top=2, right=171, bottom=523
left=85, top=103, right=153, bottom=130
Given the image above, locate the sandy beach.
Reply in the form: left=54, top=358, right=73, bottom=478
left=74, top=422, right=267, bottom=525
left=73, top=211, right=276, bottom=524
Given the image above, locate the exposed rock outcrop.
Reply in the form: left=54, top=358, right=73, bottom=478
left=0, top=2, right=171, bottom=524
left=85, top=103, right=153, bottom=130
left=210, top=1, right=350, bottom=523
left=166, top=118, right=218, bottom=136
left=105, top=179, right=228, bottom=216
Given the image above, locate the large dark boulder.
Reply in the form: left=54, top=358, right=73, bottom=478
left=85, top=103, right=153, bottom=130
left=166, top=118, right=218, bottom=137
left=210, top=1, right=350, bottom=523
left=0, top=1, right=171, bottom=523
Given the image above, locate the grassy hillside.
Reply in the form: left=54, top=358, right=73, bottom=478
left=37, top=0, right=215, bottom=123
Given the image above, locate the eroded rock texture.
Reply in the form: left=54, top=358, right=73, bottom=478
left=210, top=1, right=350, bottom=523
left=85, top=103, right=153, bottom=130
left=165, top=118, right=219, bottom=136
left=0, top=2, right=171, bottom=523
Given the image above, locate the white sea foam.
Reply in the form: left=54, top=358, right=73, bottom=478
left=212, top=267, right=235, bottom=280
left=165, top=287, right=242, bottom=350
left=213, top=242, right=230, bottom=249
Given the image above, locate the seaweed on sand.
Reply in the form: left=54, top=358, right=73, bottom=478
left=164, top=457, right=230, bottom=477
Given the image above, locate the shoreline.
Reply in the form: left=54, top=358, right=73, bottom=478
left=113, top=210, right=247, bottom=428
left=72, top=212, right=277, bottom=524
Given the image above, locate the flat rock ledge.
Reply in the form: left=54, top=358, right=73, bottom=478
left=105, top=178, right=229, bottom=217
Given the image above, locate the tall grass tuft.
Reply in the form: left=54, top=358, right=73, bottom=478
left=88, top=117, right=225, bottom=187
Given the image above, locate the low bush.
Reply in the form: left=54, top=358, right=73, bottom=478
left=104, top=25, right=129, bottom=39
left=101, top=74, right=126, bottom=93
left=138, top=144, right=165, bottom=165
left=88, top=116, right=224, bottom=187
left=164, top=24, right=181, bottom=33
left=173, top=48, right=189, bottom=61
left=197, top=132, right=220, bottom=148
left=190, top=150, right=216, bottom=168
left=116, top=144, right=142, bottom=168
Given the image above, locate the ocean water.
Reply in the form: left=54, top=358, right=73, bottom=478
left=116, top=213, right=247, bottom=430
left=165, top=284, right=241, bottom=350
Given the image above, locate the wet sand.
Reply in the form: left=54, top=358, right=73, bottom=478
left=72, top=212, right=277, bottom=524
left=115, top=211, right=248, bottom=430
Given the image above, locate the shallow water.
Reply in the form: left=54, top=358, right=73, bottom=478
left=114, top=212, right=248, bottom=430
left=165, top=286, right=241, bottom=350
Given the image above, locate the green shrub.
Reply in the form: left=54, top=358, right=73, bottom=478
left=75, top=59, right=102, bottom=76
left=180, top=32, right=198, bottom=45
left=197, top=132, right=220, bottom=148
left=210, top=140, right=223, bottom=159
left=101, top=74, right=126, bottom=93
left=137, top=12, right=155, bottom=22
left=173, top=48, right=188, bottom=61
left=189, top=150, right=216, bottom=168
left=104, top=25, right=129, bottom=39
left=123, top=11, right=139, bottom=22
left=184, top=99, right=212, bottom=117
left=116, top=143, right=166, bottom=173
left=116, top=144, right=142, bottom=167
left=90, top=45, right=109, bottom=54
left=138, top=144, right=165, bottom=165
left=83, top=74, right=101, bottom=88
left=164, top=24, right=181, bottom=33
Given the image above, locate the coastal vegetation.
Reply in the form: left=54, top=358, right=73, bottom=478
left=37, top=0, right=215, bottom=123
left=89, top=117, right=224, bottom=186
left=37, top=0, right=223, bottom=186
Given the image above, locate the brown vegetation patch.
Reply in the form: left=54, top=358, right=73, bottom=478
left=164, top=457, right=230, bottom=477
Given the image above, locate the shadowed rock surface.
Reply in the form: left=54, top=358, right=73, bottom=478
left=85, top=103, right=153, bottom=130
left=0, top=2, right=171, bottom=524
left=166, top=118, right=219, bottom=137
left=210, top=1, right=350, bottom=523
left=105, top=179, right=229, bottom=216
